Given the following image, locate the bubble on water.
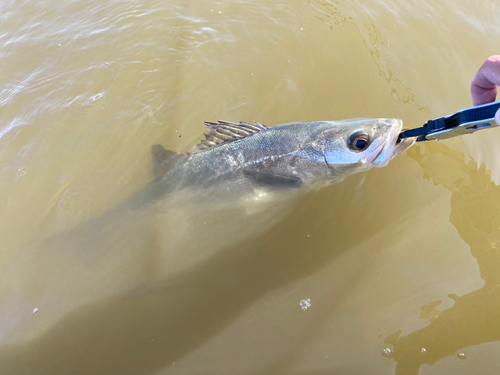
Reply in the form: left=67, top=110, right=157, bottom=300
left=17, top=168, right=27, bottom=177
left=457, top=352, right=466, bottom=360
left=421, top=347, right=426, bottom=353
left=33, top=308, right=38, bottom=314
left=300, top=298, right=311, bottom=311
left=382, top=348, right=392, bottom=356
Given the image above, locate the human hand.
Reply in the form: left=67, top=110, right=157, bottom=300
left=471, top=55, right=500, bottom=125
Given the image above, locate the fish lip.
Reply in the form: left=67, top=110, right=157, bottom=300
left=366, top=119, right=410, bottom=168
left=370, top=120, right=400, bottom=167
left=393, top=130, right=417, bottom=157
left=372, top=119, right=417, bottom=168
left=371, top=119, right=410, bottom=168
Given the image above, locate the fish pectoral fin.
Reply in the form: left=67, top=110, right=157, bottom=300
left=151, top=145, right=187, bottom=177
left=243, top=170, right=303, bottom=188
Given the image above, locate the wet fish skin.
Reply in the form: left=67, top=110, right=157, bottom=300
left=136, top=118, right=415, bottom=206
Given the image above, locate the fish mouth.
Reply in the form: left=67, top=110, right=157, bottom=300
left=371, top=119, right=416, bottom=168
left=393, top=129, right=417, bottom=157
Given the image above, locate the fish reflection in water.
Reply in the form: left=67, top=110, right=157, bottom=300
left=384, top=141, right=500, bottom=375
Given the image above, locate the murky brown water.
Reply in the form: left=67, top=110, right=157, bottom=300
left=1, top=0, right=500, bottom=374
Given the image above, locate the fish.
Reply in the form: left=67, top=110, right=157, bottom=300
left=130, top=118, right=415, bottom=208
left=0, top=118, right=414, bottom=348
left=44, top=117, right=423, bottom=254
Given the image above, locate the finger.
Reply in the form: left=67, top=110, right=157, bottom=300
left=471, top=55, right=500, bottom=105
left=471, top=84, right=497, bottom=106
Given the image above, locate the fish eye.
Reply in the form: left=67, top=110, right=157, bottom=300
left=348, top=131, right=370, bottom=151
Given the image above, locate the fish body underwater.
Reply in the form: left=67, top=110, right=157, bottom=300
left=0, top=118, right=415, bottom=349
left=133, top=118, right=415, bottom=207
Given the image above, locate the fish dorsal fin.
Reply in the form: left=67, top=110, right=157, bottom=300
left=151, top=144, right=188, bottom=177
left=197, top=120, right=268, bottom=150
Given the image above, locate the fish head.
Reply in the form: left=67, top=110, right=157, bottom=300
left=312, top=118, right=415, bottom=182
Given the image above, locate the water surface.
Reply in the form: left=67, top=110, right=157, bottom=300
left=1, top=0, right=500, bottom=374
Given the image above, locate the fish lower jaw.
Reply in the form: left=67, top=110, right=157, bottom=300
left=393, top=136, right=416, bottom=157
left=371, top=122, right=404, bottom=167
